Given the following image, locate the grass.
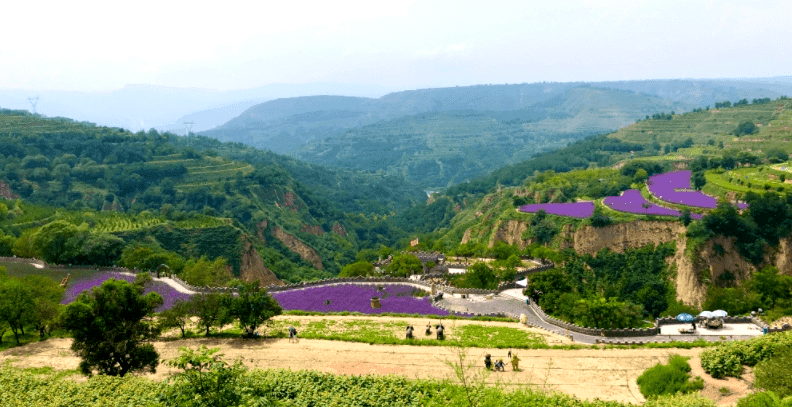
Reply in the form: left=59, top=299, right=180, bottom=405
left=260, top=317, right=549, bottom=349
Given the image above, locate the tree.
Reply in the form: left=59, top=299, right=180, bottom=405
left=633, top=168, right=649, bottom=183
left=31, top=220, right=80, bottom=264
left=181, top=256, right=231, bottom=287
left=159, top=300, right=193, bottom=339
left=692, top=171, right=706, bottom=190
left=62, top=278, right=163, bottom=376
left=735, top=121, right=758, bottom=136
left=226, top=282, right=282, bottom=337
left=189, top=292, right=231, bottom=336
left=385, top=253, right=422, bottom=277
left=572, top=296, right=643, bottom=329
left=0, top=278, right=35, bottom=345
left=454, top=261, right=498, bottom=289
left=22, top=275, right=64, bottom=339
left=339, top=260, right=375, bottom=277
left=751, top=266, right=792, bottom=309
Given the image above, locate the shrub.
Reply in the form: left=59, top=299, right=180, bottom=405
left=735, top=391, right=792, bottom=407
left=700, top=332, right=792, bottom=378
left=637, top=354, right=704, bottom=398
left=754, top=348, right=792, bottom=398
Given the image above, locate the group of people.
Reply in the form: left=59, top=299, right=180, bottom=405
left=405, top=322, right=445, bottom=340
left=485, top=349, right=520, bottom=372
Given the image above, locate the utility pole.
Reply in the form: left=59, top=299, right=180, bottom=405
left=183, top=121, right=195, bottom=136
left=27, top=96, right=40, bottom=114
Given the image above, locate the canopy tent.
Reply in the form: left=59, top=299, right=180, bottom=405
left=516, top=278, right=528, bottom=287
left=699, top=311, right=714, bottom=318
left=712, top=310, right=728, bottom=317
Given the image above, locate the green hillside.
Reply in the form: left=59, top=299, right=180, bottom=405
left=291, top=87, right=686, bottom=188
left=0, top=108, right=425, bottom=283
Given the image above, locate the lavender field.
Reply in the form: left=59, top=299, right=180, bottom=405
left=271, top=284, right=456, bottom=316
left=61, top=272, right=191, bottom=312
left=648, top=170, right=718, bottom=208
left=518, top=202, right=594, bottom=218
left=603, top=189, right=703, bottom=219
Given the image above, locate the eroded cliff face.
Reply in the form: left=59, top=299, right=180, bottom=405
left=487, top=220, right=530, bottom=249
left=572, top=221, right=685, bottom=255
left=467, top=217, right=792, bottom=307
left=272, top=226, right=324, bottom=270
left=239, top=239, right=284, bottom=286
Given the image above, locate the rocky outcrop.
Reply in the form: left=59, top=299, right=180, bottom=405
left=769, top=237, right=792, bottom=275
left=300, top=224, right=324, bottom=235
left=240, top=239, right=283, bottom=286
left=573, top=221, right=685, bottom=255
left=488, top=219, right=530, bottom=249
left=0, top=181, right=18, bottom=199
left=272, top=226, right=324, bottom=270
left=461, top=228, right=472, bottom=245
left=256, top=219, right=268, bottom=243
left=332, top=223, right=347, bottom=237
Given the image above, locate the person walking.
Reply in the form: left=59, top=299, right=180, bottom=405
left=507, top=349, right=512, bottom=360
left=484, top=354, right=492, bottom=370
left=511, top=354, right=520, bottom=371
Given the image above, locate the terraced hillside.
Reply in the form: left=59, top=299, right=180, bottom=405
left=0, top=108, right=426, bottom=283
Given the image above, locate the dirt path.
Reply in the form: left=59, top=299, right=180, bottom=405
left=0, top=317, right=753, bottom=406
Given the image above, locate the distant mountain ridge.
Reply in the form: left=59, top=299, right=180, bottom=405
left=201, top=79, right=790, bottom=188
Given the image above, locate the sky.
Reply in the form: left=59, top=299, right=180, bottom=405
left=1, top=0, right=790, bottom=92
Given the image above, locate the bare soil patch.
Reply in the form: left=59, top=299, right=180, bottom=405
left=0, top=317, right=754, bottom=405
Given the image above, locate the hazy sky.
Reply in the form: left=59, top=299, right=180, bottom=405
left=2, top=0, right=790, bottom=92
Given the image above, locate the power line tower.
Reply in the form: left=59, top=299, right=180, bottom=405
left=27, top=96, right=40, bottom=114
left=183, top=121, right=195, bottom=136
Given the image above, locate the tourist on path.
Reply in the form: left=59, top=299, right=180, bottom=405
left=511, top=354, right=520, bottom=371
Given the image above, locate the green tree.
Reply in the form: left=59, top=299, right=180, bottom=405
left=339, top=260, right=375, bottom=277
left=692, top=171, right=706, bottom=190
left=31, top=220, right=80, bottom=264
left=385, top=253, right=422, bottom=277
left=572, top=296, right=644, bottom=329
left=189, top=292, right=231, bottom=336
left=735, top=121, right=758, bottom=136
left=0, top=278, right=35, bottom=345
left=633, top=168, right=649, bottom=183
left=181, top=256, right=230, bottom=287
left=226, top=282, right=282, bottom=337
left=454, top=261, right=498, bottom=289
left=62, top=278, right=163, bottom=376
left=159, top=300, right=193, bottom=339
left=22, top=275, right=64, bottom=339
left=751, top=266, right=792, bottom=309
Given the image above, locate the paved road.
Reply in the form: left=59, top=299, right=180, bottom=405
left=437, top=289, right=761, bottom=344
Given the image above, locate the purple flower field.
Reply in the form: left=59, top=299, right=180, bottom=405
left=648, top=171, right=718, bottom=209
left=61, top=272, right=192, bottom=312
left=603, top=190, right=703, bottom=219
left=271, top=284, right=459, bottom=316
left=518, top=202, right=594, bottom=218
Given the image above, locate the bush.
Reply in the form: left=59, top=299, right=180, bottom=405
left=700, top=332, right=792, bottom=378
left=637, top=354, right=704, bottom=398
left=754, top=348, right=792, bottom=398
left=736, top=391, right=792, bottom=407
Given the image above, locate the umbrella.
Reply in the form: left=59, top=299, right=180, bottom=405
left=712, top=310, right=728, bottom=317
left=676, top=313, right=695, bottom=322
left=699, top=311, right=714, bottom=318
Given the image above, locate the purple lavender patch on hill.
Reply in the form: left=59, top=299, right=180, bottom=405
left=271, top=284, right=455, bottom=316
left=603, top=189, right=703, bottom=219
left=61, top=272, right=191, bottom=311
left=518, top=202, right=594, bottom=218
left=648, top=171, right=717, bottom=209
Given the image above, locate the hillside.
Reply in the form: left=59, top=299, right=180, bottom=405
left=204, top=80, right=786, bottom=189
left=0, top=108, right=425, bottom=284
left=420, top=97, right=792, bottom=314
